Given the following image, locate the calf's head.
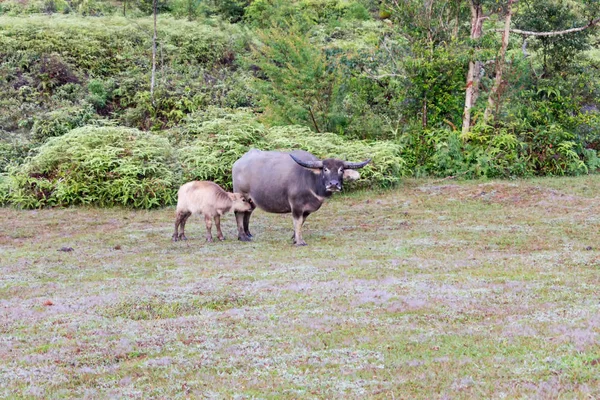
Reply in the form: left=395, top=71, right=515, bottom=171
left=228, top=193, right=253, bottom=212
left=290, top=155, right=371, bottom=192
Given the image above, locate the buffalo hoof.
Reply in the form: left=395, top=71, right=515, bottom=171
left=293, top=239, right=308, bottom=246
left=179, top=234, right=187, bottom=241
left=206, top=237, right=213, bottom=243
left=245, top=232, right=253, bottom=238
left=172, top=235, right=179, bottom=242
left=238, top=234, right=252, bottom=242
left=218, top=236, right=225, bottom=241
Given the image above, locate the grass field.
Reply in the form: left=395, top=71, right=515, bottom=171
left=1, top=176, right=599, bottom=398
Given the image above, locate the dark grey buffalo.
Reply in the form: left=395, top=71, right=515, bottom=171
left=232, top=149, right=370, bottom=246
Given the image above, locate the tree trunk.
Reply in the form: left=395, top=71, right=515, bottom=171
left=461, top=2, right=484, bottom=136
left=150, top=0, right=157, bottom=104
left=484, top=0, right=515, bottom=123
left=452, top=0, right=461, bottom=40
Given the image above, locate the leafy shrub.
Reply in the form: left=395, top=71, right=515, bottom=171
left=5, top=126, right=180, bottom=208
left=0, top=135, right=34, bottom=173
left=245, top=0, right=373, bottom=29
left=174, top=108, right=405, bottom=189
left=263, top=126, right=405, bottom=187
left=404, top=122, right=598, bottom=179
left=519, top=124, right=589, bottom=176
left=31, top=105, right=96, bottom=141
left=0, top=174, right=9, bottom=205
left=210, top=0, right=250, bottom=22
left=119, top=75, right=254, bottom=131
left=87, top=79, right=112, bottom=111
left=35, top=54, right=80, bottom=93
left=173, top=109, right=267, bottom=187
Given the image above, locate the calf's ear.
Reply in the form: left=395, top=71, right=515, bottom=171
left=343, top=169, right=360, bottom=181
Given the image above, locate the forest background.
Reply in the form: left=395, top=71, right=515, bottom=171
left=0, top=0, right=599, bottom=208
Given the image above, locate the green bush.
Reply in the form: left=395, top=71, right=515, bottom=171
left=0, top=135, right=34, bottom=173
left=87, top=79, right=113, bottom=111
left=422, top=128, right=529, bottom=179
left=174, top=108, right=405, bottom=189
left=0, top=174, right=9, bottom=205
left=5, top=126, right=180, bottom=208
left=403, top=122, right=598, bottom=179
left=263, top=126, right=405, bottom=187
left=4, top=109, right=404, bottom=209
left=31, top=104, right=96, bottom=141
left=174, top=109, right=266, bottom=188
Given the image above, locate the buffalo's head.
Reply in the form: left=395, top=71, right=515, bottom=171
left=290, top=155, right=371, bottom=193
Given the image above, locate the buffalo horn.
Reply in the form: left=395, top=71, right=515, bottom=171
left=290, top=154, right=323, bottom=169
left=343, top=159, right=371, bottom=169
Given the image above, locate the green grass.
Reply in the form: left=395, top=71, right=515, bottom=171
left=1, top=176, right=599, bottom=398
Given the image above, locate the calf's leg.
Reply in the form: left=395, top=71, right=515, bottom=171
left=179, top=211, right=192, bottom=240
left=214, top=215, right=225, bottom=241
left=172, top=215, right=180, bottom=241
left=174, top=210, right=191, bottom=241
left=204, top=214, right=214, bottom=242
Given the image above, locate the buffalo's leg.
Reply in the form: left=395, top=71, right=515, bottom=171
left=174, top=210, right=191, bottom=241
left=242, top=200, right=256, bottom=238
left=214, top=215, right=225, bottom=241
left=292, top=210, right=310, bottom=246
left=235, top=211, right=251, bottom=241
left=204, top=215, right=214, bottom=242
left=243, top=210, right=254, bottom=238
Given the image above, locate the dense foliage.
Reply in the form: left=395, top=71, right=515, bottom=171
left=4, top=126, right=181, bottom=208
left=2, top=112, right=403, bottom=208
left=175, top=110, right=404, bottom=190
left=1, top=0, right=599, bottom=208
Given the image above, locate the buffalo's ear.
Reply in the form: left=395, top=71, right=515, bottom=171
left=343, top=169, right=360, bottom=181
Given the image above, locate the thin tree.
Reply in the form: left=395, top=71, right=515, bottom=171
left=461, top=0, right=485, bottom=136
left=150, top=0, right=158, bottom=104
left=483, top=0, right=515, bottom=123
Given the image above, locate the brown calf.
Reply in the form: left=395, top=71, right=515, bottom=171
left=172, top=181, right=252, bottom=242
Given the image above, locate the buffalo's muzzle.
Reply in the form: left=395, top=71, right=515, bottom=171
left=326, top=182, right=342, bottom=192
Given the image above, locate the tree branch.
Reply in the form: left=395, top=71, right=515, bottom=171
left=497, top=17, right=600, bottom=37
